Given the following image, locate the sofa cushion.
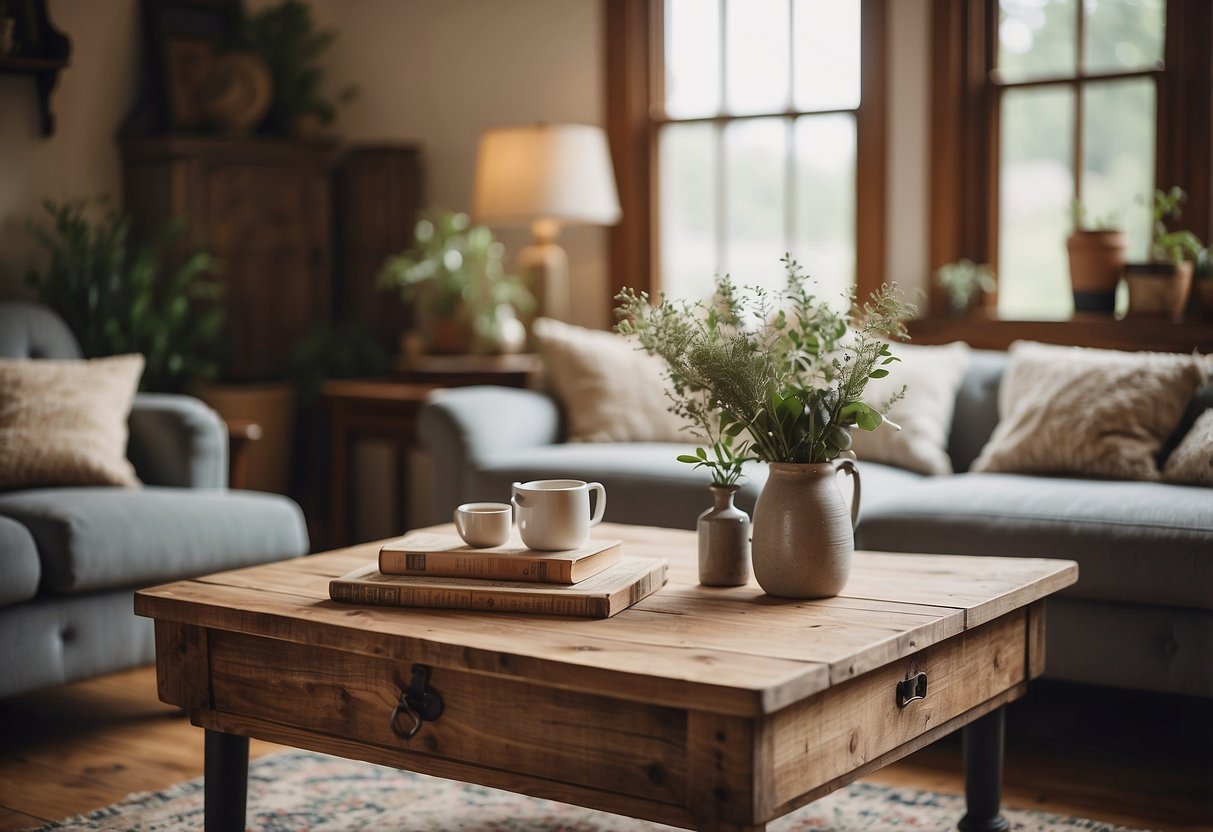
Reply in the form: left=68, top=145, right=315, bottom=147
left=850, top=341, right=971, bottom=475
left=532, top=318, right=687, bottom=443
left=0, top=514, right=41, bottom=606
left=0, top=487, right=309, bottom=594
left=0, top=354, right=144, bottom=489
left=855, top=472, right=1213, bottom=610
left=1162, top=409, right=1213, bottom=487
left=971, top=341, right=1207, bottom=481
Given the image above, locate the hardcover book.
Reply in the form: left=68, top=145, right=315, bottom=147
left=378, top=533, right=622, bottom=584
left=330, top=557, right=667, bottom=619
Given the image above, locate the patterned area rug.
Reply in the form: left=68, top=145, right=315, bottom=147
left=35, top=749, right=1148, bottom=832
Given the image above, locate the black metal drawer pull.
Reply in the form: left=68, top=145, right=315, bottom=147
left=896, top=671, right=928, bottom=708
left=390, top=664, right=444, bottom=740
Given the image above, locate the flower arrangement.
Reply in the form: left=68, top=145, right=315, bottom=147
left=615, top=256, right=913, bottom=484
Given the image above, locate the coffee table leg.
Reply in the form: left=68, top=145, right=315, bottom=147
left=205, top=729, right=249, bottom=832
left=957, top=706, right=1010, bottom=832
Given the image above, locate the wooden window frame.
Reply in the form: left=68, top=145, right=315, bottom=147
left=606, top=0, right=888, bottom=308
left=926, top=0, right=1212, bottom=349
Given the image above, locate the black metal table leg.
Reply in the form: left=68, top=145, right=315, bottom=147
left=958, top=706, right=1011, bottom=832
left=205, top=729, right=249, bottom=832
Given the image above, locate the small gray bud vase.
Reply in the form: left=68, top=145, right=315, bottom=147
left=697, top=485, right=752, bottom=586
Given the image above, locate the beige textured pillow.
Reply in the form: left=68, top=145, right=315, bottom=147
left=972, top=341, right=1206, bottom=481
left=532, top=318, right=687, bottom=443
left=849, top=341, right=970, bottom=475
left=0, top=354, right=144, bottom=489
left=1162, top=409, right=1213, bottom=487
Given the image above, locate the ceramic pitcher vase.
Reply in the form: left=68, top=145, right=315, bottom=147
left=751, top=458, right=861, bottom=599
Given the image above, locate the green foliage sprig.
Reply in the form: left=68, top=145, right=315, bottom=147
left=616, top=255, right=914, bottom=467
left=26, top=198, right=224, bottom=393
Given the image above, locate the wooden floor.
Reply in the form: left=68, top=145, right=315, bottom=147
left=0, top=666, right=1209, bottom=831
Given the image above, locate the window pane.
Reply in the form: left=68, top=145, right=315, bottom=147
left=793, top=0, right=860, bottom=112
left=1082, top=79, right=1156, bottom=261
left=723, top=118, right=787, bottom=290
left=998, top=86, right=1075, bottom=320
left=665, top=0, right=722, bottom=119
left=793, top=115, right=855, bottom=309
left=725, top=0, right=790, bottom=115
left=1084, top=0, right=1165, bottom=75
left=997, top=0, right=1077, bottom=82
left=659, top=123, right=719, bottom=301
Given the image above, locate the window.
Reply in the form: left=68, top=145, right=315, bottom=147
left=607, top=0, right=887, bottom=306
left=931, top=0, right=1211, bottom=323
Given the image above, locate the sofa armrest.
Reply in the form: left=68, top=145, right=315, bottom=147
left=418, top=386, right=562, bottom=524
left=127, top=393, right=229, bottom=489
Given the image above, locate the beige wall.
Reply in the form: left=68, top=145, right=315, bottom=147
left=0, top=0, right=142, bottom=298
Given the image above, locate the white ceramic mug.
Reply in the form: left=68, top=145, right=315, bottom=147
left=511, top=479, right=606, bottom=551
left=453, top=502, right=512, bottom=548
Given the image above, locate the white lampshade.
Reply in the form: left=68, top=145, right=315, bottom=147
left=472, top=123, right=622, bottom=228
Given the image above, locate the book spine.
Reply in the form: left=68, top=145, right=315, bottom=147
left=329, top=580, right=607, bottom=618
left=379, top=550, right=572, bottom=583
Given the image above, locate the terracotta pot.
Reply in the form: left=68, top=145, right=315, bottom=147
left=1123, top=261, right=1193, bottom=322
left=697, top=485, right=751, bottom=587
left=1067, top=230, right=1126, bottom=314
left=750, top=458, right=860, bottom=599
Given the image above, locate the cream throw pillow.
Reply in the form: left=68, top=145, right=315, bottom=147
left=0, top=354, right=144, bottom=488
left=1162, top=409, right=1213, bottom=487
left=849, top=341, right=971, bottom=475
left=532, top=318, right=687, bottom=443
left=971, top=341, right=1206, bottom=481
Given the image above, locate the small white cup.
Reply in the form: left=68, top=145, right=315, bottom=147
left=453, top=502, right=512, bottom=548
left=511, top=479, right=606, bottom=551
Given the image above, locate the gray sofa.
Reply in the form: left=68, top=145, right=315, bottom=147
left=0, top=303, right=310, bottom=699
left=419, top=350, right=1213, bottom=699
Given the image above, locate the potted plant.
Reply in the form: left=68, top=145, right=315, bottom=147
left=617, top=256, right=913, bottom=599
left=1066, top=199, right=1126, bottom=315
left=25, top=197, right=224, bottom=393
left=379, top=210, right=533, bottom=356
left=237, top=0, right=356, bottom=137
left=1124, top=187, right=1203, bottom=321
left=935, top=259, right=995, bottom=317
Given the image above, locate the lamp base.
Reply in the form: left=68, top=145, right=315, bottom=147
left=517, top=239, right=570, bottom=322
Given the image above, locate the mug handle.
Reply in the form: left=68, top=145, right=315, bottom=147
left=833, top=458, right=861, bottom=531
left=510, top=481, right=525, bottom=509
left=587, top=482, right=606, bottom=526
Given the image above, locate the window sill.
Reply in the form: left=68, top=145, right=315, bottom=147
left=907, top=315, right=1213, bottom=354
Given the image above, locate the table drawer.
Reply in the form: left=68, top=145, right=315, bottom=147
left=767, top=607, right=1028, bottom=809
left=207, top=631, right=687, bottom=806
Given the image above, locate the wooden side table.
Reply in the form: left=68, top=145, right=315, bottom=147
left=321, top=380, right=437, bottom=548
left=395, top=353, right=543, bottom=388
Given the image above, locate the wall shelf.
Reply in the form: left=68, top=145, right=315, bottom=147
left=0, top=0, right=71, bottom=136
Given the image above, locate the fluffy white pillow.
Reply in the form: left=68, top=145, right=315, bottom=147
left=972, top=341, right=1206, bottom=481
left=1162, top=409, right=1213, bottom=487
left=0, top=354, right=145, bottom=488
left=532, top=318, right=687, bottom=443
left=849, top=341, right=971, bottom=475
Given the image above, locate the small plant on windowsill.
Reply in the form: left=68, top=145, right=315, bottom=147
left=934, top=259, right=995, bottom=317
left=1066, top=199, right=1126, bottom=316
left=1124, top=187, right=1204, bottom=321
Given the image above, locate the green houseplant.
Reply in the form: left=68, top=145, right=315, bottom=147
left=237, top=0, right=356, bottom=136
left=379, top=210, right=532, bottom=355
left=1124, top=187, right=1203, bottom=321
left=935, top=259, right=995, bottom=317
left=25, top=197, right=224, bottom=393
left=1066, top=199, right=1126, bottom=315
left=616, top=255, right=913, bottom=599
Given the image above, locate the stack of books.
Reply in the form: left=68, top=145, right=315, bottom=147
left=329, top=532, right=666, bottom=619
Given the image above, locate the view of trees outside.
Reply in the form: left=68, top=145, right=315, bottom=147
left=659, top=0, right=859, bottom=308
left=996, top=0, right=1164, bottom=319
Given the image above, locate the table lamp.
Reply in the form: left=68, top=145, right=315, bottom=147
left=472, top=123, right=621, bottom=322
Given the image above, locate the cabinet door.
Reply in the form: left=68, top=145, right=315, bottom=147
left=204, top=157, right=332, bottom=380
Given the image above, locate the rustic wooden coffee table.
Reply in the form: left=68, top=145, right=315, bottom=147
left=135, top=523, right=1076, bottom=832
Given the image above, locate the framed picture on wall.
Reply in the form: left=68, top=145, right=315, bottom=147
left=140, top=0, right=241, bottom=131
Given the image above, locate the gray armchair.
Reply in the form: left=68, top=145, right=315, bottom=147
left=0, top=302, right=310, bottom=698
